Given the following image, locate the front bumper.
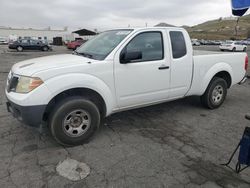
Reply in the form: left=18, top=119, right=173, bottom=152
left=8, top=45, right=16, bottom=49
left=6, top=99, right=46, bottom=127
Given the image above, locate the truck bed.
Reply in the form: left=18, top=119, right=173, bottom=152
left=187, top=50, right=247, bottom=96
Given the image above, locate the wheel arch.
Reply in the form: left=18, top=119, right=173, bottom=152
left=201, top=63, right=233, bottom=95
left=16, top=45, right=23, bottom=49
left=43, top=87, right=107, bottom=122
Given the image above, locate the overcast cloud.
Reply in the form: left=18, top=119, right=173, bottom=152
left=0, top=0, right=249, bottom=31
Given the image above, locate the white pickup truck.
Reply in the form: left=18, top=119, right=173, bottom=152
left=5, top=27, right=248, bottom=146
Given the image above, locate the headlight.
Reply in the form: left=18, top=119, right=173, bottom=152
left=15, top=76, right=43, bottom=93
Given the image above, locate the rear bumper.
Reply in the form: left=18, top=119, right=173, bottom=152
left=6, top=99, right=46, bottom=127
left=238, top=76, right=248, bottom=85
left=67, top=45, right=75, bottom=49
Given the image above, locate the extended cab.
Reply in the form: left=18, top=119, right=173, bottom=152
left=5, top=27, right=248, bottom=146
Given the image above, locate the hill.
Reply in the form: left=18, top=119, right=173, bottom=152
left=155, top=14, right=250, bottom=40
left=186, top=14, right=250, bottom=40
left=155, top=22, right=175, bottom=27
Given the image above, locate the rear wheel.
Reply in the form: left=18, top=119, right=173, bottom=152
left=48, top=96, right=100, bottom=146
left=42, top=46, right=49, bottom=51
left=16, top=46, right=23, bottom=52
left=201, top=77, right=227, bottom=109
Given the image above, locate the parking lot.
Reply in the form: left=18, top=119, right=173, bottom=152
left=0, top=44, right=250, bottom=188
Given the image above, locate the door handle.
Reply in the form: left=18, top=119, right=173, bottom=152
left=158, top=66, right=169, bottom=70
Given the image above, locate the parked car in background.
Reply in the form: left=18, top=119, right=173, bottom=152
left=5, top=27, right=248, bottom=146
left=67, top=39, right=86, bottom=50
left=0, top=37, right=8, bottom=44
left=214, top=40, right=222, bottom=45
left=205, top=40, right=214, bottom=45
left=242, top=39, right=250, bottom=45
left=220, top=41, right=247, bottom=52
left=191, top=39, right=200, bottom=46
left=8, top=39, right=52, bottom=52
left=200, top=39, right=208, bottom=45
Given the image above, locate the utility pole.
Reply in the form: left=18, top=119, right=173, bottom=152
left=235, top=17, right=239, bottom=39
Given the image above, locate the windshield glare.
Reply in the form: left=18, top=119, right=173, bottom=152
left=76, top=29, right=133, bottom=60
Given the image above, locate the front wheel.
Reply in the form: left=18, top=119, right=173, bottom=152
left=16, top=46, right=23, bottom=52
left=232, top=47, right=236, bottom=52
left=48, top=97, right=100, bottom=146
left=201, top=77, right=227, bottom=109
left=243, top=47, right=247, bottom=52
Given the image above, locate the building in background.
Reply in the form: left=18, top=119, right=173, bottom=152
left=72, top=28, right=97, bottom=40
left=0, top=26, right=77, bottom=44
left=0, top=26, right=97, bottom=45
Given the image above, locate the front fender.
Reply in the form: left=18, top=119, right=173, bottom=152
left=200, top=62, right=233, bottom=95
left=44, top=73, right=115, bottom=115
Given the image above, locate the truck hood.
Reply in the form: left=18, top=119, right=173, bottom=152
left=12, top=54, right=95, bottom=76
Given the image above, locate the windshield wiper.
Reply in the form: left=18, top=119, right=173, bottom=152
left=72, top=51, right=93, bottom=58
left=78, top=52, right=93, bottom=58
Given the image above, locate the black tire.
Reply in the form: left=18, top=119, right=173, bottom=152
left=42, top=46, right=49, bottom=51
left=201, top=77, right=227, bottom=109
left=48, top=96, right=100, bottom=146
left=16, top=46, right=23, bottom=52
left=243, top=47, right=247, bottom=52
left=232, top=47, right=236, bottom=52
left=220, top=49, right=224, bottom=51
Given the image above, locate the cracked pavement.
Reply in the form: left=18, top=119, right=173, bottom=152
left=0, top=45, right=250, bottom=188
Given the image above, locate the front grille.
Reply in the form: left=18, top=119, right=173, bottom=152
left=7, top=76, right=19, bottom=92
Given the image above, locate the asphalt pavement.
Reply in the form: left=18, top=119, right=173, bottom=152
left=0, top=45, right=250, bottom=188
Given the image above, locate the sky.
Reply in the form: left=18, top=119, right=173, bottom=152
left=0, top=0, right=249, bottom=31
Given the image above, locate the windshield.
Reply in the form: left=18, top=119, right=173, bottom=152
left=75, top=29, right=133, bottom=60
left=225, top=41, right=233, bottom=45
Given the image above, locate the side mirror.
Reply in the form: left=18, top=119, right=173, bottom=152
left=120, top=51, right=142, bottom=64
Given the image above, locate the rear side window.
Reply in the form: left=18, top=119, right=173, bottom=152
left=170, top=31, right=187, bottom=59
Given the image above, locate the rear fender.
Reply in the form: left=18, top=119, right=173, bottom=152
left=201, top=63, right=233, bottom=95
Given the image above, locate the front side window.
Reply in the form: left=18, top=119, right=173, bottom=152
left=124, top=32, right=164, bottom=62
left=170, top=31, right=187, bottom=59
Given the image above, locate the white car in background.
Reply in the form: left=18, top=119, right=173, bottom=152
left=220, top=41, right=247, bottom=52
left=0, top=37, right=8, bottom=44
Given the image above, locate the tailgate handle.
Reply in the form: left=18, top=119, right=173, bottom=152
left=158, top=66, right=169, bottom=70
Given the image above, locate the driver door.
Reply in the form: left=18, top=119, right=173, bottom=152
left=114, top=30, right=171, bottom=109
